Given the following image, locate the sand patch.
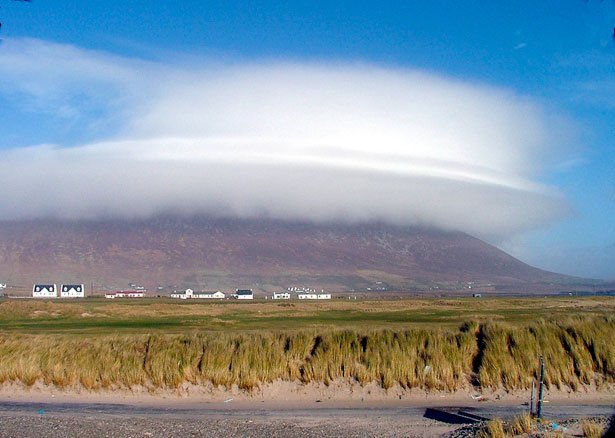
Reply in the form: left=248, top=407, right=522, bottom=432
left=0, top=379, right=612, bottom=408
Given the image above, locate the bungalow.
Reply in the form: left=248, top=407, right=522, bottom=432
left=105, top=290, right=144, bottom=299
left=297, top=293, right=317, bottom=300
left=33, top=284, right=57, bottom=298
left=60, top=284, right=85, bottom=298
left=194, top=291, right=225, bottom=299
left=298, top=292, right=331, bottom=300
left=171, top=288, right=194, bottom=299
left=287, top=286, right=316, bottom=293
left=272, top=292, right=290, bottom=300
left=233, top=289, right=254, bottom=300
left=171, top=289, right=226, bottom=299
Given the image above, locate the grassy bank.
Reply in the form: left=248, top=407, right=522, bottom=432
left=0, top=315, right=613, bottom=392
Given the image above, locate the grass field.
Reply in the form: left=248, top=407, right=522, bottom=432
left=0, top=296, right=613, bottom=333
left=0, top=297, right=613, bottom=392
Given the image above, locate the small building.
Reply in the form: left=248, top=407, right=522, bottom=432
left=171, top=288, right=194, bottom=299
left=298, top=293, right=317, bottom=300
left=472, top=293, right=482, bottom=298
left=298, top=292, right=331, bottom=300
left=171, top=289, right=225, bottom=299
left=272, top=292, right=290, bottom=300
left=60, top=284, right=85, bottom=298
left=233, top=289, right=254, bottom=300
left=194, top=291, right=225, bottom=299
left=287, top=286, right=316, bottom=293
left=104, top=290, right=145, bottom=299
left=33, top=284, right=57, bottom=298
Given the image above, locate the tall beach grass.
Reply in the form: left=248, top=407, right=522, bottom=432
left=0, top=316, right=612, bottom=391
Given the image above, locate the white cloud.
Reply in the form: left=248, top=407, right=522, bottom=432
left=0, top=38, right=573, bottom=240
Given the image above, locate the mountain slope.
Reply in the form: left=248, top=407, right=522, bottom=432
left=0, top=217, right=582, bottom=293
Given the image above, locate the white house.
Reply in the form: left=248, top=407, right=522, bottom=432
left=60, top=284, right=85, bottom=298
left=233, top=289, right=254, bottom=300
left=105, top=290, right=144, bottom=299
left=298, top=292, right=331, bottom=300
left=287, top=286, right=316, bottom=293
left=171, top=289, right=225, bottom=299
left=298, top=293, right=317, bottom=300
left=33, top=284, right=57, bottom=298
left=194, top=291, right=225, bottom=299
left=171, top=288, right=194, bottom=299
left=272, top=292, right=290, bottom=300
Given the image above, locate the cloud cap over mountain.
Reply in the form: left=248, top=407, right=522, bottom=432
left=0, top=39, right=572, bottom=241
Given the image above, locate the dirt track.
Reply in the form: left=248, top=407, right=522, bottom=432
left=0, top=399, right=613, bottom=437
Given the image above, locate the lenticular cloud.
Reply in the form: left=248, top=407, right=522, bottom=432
left=0, top=39, right=570, bottom=240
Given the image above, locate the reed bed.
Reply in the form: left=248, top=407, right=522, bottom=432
left=0, top=316, right=612, bottom=392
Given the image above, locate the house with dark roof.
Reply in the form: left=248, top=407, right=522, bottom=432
left=233, top=289, right=254, bottom=300
left=33, top=284, right=57, bottom=298
left=61, top=284, right=85, bottom=298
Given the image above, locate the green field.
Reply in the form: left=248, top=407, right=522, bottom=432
left=0, top=297, right=613, bottom=392
left=1, top=296, right=613, bottom=334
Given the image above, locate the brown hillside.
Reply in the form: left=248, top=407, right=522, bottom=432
left=0, top=218, right=582, bottom=294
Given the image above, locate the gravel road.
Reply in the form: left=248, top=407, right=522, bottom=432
left=0, top=412, right=456, bottom=438
left=0, top=400, right=612, bottom=437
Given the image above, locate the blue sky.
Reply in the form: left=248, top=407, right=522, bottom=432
left=0, top=1, right=614, bottom=279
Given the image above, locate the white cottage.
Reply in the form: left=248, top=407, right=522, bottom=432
left=60, top=284, right=85, bottom=298
left=272, top=292, right=290, bottom=300
left=105, top=290, right=144, bottom=299
left=297, top=293, right=317, bottom=300
left=298, top=292, right=331, bottom=300
left=233, top=289, right=253, bottom=300
left=171, top=289, right=226, bottom=299
left=33, top=284, right=57, bottom=298
left=194, top=291, right=225, bottom=299
left=171, top=288, right=194, bottom=299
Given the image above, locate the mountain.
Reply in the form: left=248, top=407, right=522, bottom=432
left=0, top=217, right=588, bottom=295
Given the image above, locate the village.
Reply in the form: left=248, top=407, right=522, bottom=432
left=26, top=284, right=332, bottom=300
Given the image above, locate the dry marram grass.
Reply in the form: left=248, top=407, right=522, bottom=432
left=508, top=412, right=534, bottom=435
left=479, top=418, right=506, bottom=438
left=581, top=419, right=605, bottom=438
left=477, top=316, right=615, bottom=391
left=0, top=315, right=612, bottom=392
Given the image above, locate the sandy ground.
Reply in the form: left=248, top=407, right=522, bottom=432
left=0, top=379, right=613, bottom=407
left=0, top=381, right=612, bottom=437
